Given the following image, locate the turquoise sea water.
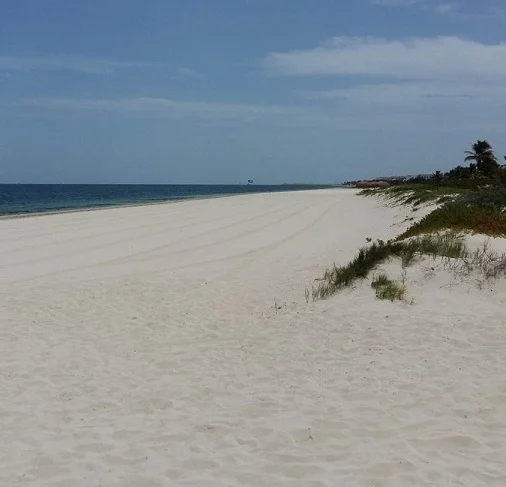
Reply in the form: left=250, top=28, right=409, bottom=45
left=0, top=184, right=335, bottom=216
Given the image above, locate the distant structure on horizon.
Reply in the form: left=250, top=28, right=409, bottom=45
left=374, top=174, right=432, bottom=182
left=343, top=173, right=433, bottom=187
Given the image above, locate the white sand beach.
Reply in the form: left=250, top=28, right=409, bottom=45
left=1, top=188, right=505, bottom=486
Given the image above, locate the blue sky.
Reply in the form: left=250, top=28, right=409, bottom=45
left=1, top=0, right=506, bottom=184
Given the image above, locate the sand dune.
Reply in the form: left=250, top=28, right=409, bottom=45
left=1, top=189, right=505, bottom=486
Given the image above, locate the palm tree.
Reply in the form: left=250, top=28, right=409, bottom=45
left=464, top=140, right=499, bottom=178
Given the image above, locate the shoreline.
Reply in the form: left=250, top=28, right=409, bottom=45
left=0, top=195, right=218, bottom=221
left=0, top=186, right=344, bottom=221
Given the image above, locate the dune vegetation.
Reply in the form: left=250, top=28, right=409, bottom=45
left=312, top=140, right=506, bottom=301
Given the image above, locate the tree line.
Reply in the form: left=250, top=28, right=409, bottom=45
left=380, top=140, right=505, bottom=188
left=343, top=139, right=506, bottom=187
left=427, top=140, right=505, bottom=184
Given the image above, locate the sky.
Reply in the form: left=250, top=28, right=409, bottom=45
left=1, top=0, right=506, bottom=184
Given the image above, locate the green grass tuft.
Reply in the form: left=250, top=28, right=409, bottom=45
left=312, top=233, right=467, bottom=300
left=371, top=273, right=406, bottom=302
left=370, top=273, right=391, bottom=289
left=401, top=232, right=468, bottom=259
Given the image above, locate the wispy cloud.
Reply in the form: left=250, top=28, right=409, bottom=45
left=372, top=0, right=461, bottom=15
left=15, top=90, right=506, bottom=133
left=262, top=36, right=506, bottom=81
left=299, top=82, right=506, bottom=105
left=261, top=35, right=506, bottom=131
left=13, top=34, right=506, bottom=132
left=0, top=56, right=155, bottom=74
left=18, top=97, right=296, bottom=122
left=13, top=96, right=406, bottom=130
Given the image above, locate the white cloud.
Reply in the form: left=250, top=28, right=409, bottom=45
left=0, top=56, right=154, bottom=74
left=15, top=34, right=506, bottom=133
left=262, top=36, right=506, bottom=81
left=260, top=35, right=506, bottom=132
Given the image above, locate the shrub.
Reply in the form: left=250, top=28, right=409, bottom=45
left=399, top=203, right=506, bottom=239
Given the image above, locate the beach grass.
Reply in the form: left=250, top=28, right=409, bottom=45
left=314, top=177, right=506, bottom=302
left=371, top=273, right=406, bottom=302
left=398, top=186, right=506, bottom=239
left=360, top=184, right=470, bottom=208
left=311, top=233, right=467, bottom=300
left=399, top=203, right=506, bottom=239
left=363, top=183, right=506, bottom=238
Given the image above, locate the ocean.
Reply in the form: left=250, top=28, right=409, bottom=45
left=0, top=184, right=335, bottom=217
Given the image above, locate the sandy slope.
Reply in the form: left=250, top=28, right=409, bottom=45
left=0, top=189, right=505, bottom=486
